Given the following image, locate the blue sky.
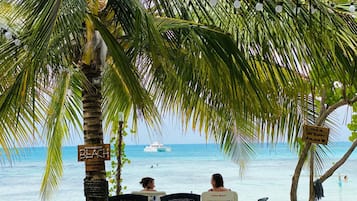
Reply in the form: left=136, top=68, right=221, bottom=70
left=125, top=107, right=351, bottom=144
left=124, top=105, right=353, bottom=145
left=123, top=116, right=211, bottom=145
left=66, top=105, right=353, bottom=146
left=64, top=113, right=212, bottom=146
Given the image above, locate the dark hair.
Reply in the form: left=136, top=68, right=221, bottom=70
left=212, top=173, right=224, bottom=188
left=140, top=177, right=154, bottom=188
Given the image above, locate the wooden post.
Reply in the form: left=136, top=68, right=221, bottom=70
left=116, top=120, right=124, bottom=195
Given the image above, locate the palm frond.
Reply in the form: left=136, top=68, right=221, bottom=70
left=90, top=14, right=160, bottom=130
left=40, top=67, right=82, bottom=200
left=0, top=62, right=43, bottom=158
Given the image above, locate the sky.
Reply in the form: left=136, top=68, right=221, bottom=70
left=124, top=105, right=353, bottom=145
left=63, top=113, right=212, bottom=146
left=62, top=105, right=354, bottom=146
left=123, top=116, right=212, bottom=145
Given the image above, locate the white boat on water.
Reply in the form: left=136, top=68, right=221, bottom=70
left=144, top=142, right=171, bottom=152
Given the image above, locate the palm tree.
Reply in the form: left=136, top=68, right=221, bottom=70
left=1, top=1, right=355, bottom=201
left=0, top=0, right=297, bottom=200
left=147, top=1, right=356, bottom=201
left=147, top=1, right=356, bottom=200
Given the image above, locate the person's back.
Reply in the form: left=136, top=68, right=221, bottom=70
left=133, top=177, right=165, bottom=201
left=202, top=191, right=238, bottom=201
left=140, top=177, right=156, bottom=191
left=208, top=173, right=230, bottom=192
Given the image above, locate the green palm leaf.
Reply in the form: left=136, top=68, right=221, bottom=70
left=40, top=67, right=83, bottom=199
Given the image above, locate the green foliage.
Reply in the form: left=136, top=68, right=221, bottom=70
left=325, top=83, right=357, bottom=106
left=296, top=137, right=304, bottom=154
left=325, top=85, right=342, bottom=105
left=1, top=0, right=357, bottom=199
left=106, top=124, right=131, bottom=196
left=347, top=103, right=357, bottom=142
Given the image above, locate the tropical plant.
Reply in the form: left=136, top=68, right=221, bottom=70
left=145, top=1, right=356, bottom=200
left=106, top=126, right=131, bottom=196
left=0, top=0, right=299, bottom=200
left=1, top=1, right=356, bottom=201
left=347, top=103, right=357, bottom=140
left=290, top=84, right=357, bottom=201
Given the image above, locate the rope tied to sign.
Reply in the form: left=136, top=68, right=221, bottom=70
left=313, top=179, right=324, bottom=200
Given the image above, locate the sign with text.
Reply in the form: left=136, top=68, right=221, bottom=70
left=77, top=144, right=110, bottom=162
left=302, top=125, right=330, bottom=145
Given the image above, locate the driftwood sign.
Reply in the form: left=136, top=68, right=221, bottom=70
left=302, top=125, right=330, bottom=145
left=78, top=144, right=110, bottom=161
left=78, top=144, right=110, bottom=171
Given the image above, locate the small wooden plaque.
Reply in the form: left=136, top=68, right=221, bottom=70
left=302, top=125, right=330, bottom=145
left=77, top=144, right=110, bottom=162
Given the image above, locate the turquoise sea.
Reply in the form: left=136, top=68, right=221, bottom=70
left=0, top=142, right=356, bottom=201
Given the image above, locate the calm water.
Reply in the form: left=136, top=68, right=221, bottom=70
left=0, top=142, right=356, bottom=201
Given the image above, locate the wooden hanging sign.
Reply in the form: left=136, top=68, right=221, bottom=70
left=302, top=125, right=330, bottom=145
left=77, top=144, right=111, bottom=161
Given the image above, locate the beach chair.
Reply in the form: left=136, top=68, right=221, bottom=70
left=160, top=193, right=200, bottom=201
left=132, top=191, right=166, bottom=201
left=109, top=194, right=148, bottom=201
left=257, top=197, right=268, bottom=201
left=201, top=191, right=238, bottom=201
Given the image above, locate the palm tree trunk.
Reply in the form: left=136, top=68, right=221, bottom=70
left=82, top=61, right=108, bottom=201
